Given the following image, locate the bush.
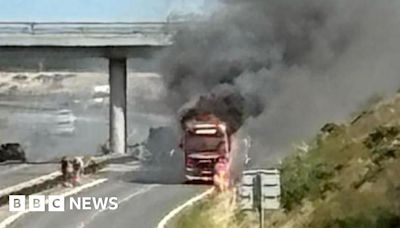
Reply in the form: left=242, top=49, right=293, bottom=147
left=280, top=152, right=335, bottom=210
left=364, top=126, right=400, bottom=149
left=329, top=209, right=400, bottom=228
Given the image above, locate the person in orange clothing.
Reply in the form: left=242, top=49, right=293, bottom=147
left=71, top=157, right=84, bottom=186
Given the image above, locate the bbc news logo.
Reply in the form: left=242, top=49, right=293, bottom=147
left=9, top=195, right=118, bottom=212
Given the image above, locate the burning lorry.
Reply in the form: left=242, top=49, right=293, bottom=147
left=180, top=113, right=232, bottom=184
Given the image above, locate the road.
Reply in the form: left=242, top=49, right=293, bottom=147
left=8, top=162, right=207, bottom=228
left=0, top=103, right=171, bottom=163
left=0, top=163, right=57, bottom=189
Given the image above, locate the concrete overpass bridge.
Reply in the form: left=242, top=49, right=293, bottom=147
left=0, top=22, right=177, bottom=155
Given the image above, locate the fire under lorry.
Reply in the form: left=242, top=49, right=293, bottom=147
left=180, top=114, right=231, bottom=185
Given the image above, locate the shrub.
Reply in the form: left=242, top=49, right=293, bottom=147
left=329, top=209, right=400, bottom=228
left=280, top=152, right=335, bottom=210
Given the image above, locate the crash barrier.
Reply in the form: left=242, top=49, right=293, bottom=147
left=0, top=155, right=109, bottom=207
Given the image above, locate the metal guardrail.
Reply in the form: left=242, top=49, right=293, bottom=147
left=0, top=22, right=179, bottom=35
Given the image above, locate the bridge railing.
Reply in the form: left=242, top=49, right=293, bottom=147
left=0, top=22, right=180, bottom=35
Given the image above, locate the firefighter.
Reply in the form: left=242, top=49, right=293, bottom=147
left=213, top=157, right=230, bottom=191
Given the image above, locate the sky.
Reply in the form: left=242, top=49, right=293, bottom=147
left=0, top=0, right=216, bottom=22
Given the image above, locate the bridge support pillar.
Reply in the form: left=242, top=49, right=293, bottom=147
left=109, top=58, right=127, bottom=154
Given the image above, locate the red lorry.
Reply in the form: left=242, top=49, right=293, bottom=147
left=180, top=114, right=232, bottom=183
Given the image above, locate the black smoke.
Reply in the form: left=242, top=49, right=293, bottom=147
left=178, top=85, right=263, bottom=133
left=160, top=0, right=400, bottom=164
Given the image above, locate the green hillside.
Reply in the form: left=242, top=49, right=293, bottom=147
left=175, top=92, right=400, bottom=228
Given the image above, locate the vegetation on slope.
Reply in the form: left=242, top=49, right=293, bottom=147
left=174, top=192, right=256, bottom=228
left=276, top=94, right=400, bottom=227
left=175, top=93, right=400, bottom=228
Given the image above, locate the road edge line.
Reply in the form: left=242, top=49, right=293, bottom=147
left=157, top=187, right=214, bottom=228
left=0, top=178, right=108, bottom=228
left=0, top=154, right=116, bottom=206
left=0, top=171, right=61, bottom=198
left=77, top=184, right=158, bottom=228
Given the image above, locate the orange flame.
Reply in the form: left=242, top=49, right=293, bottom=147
left=213, top=158, right=230, bottom=192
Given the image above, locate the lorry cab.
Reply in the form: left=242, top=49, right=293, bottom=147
left=182, top=121, right=230, bottom=181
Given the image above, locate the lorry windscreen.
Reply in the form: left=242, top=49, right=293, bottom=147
left=185, top=135, right=225, bottom=153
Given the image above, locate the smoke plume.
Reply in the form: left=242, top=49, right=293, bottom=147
left=160, top=0, right=400, bottom=165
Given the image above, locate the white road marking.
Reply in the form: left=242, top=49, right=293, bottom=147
left=156, top=187, right=214, bottom=228
left=0, top=178, right=108, bottom=228
left=59, top=179, right=109, bottom=198
left=0, top=171, right=61, bottom=198
left=77, top=184, right=158, bottom=228
left=0, top=154, right=116, bottom=198
left=117, top=185, right=157, bottom=205
left=99, top=162, right=140, bottom=173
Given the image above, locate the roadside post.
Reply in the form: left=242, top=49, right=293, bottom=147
left=253, top=173, right=263, bottom=228
left=238, top=169, right=281, bottom=228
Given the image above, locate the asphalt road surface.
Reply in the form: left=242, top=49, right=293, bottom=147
left=0, top=163, right=57, bottom=189
left=9, top=162, right=208, bottom=228
left=0, top=99, right=170, bottom=163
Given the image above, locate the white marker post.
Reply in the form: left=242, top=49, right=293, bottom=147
left=238, top=169, right=281, bottom=228
left=253, top=173, right=263, bottom=228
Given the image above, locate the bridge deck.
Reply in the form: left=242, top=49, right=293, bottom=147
left=0, top=22, right=175, bottom=47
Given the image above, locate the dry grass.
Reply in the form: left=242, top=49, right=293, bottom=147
left=175, top=191, right=257, bottom=228
left=175, top=94, right=400, bottom=228
left=274, top=95, right=400, bottom=227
